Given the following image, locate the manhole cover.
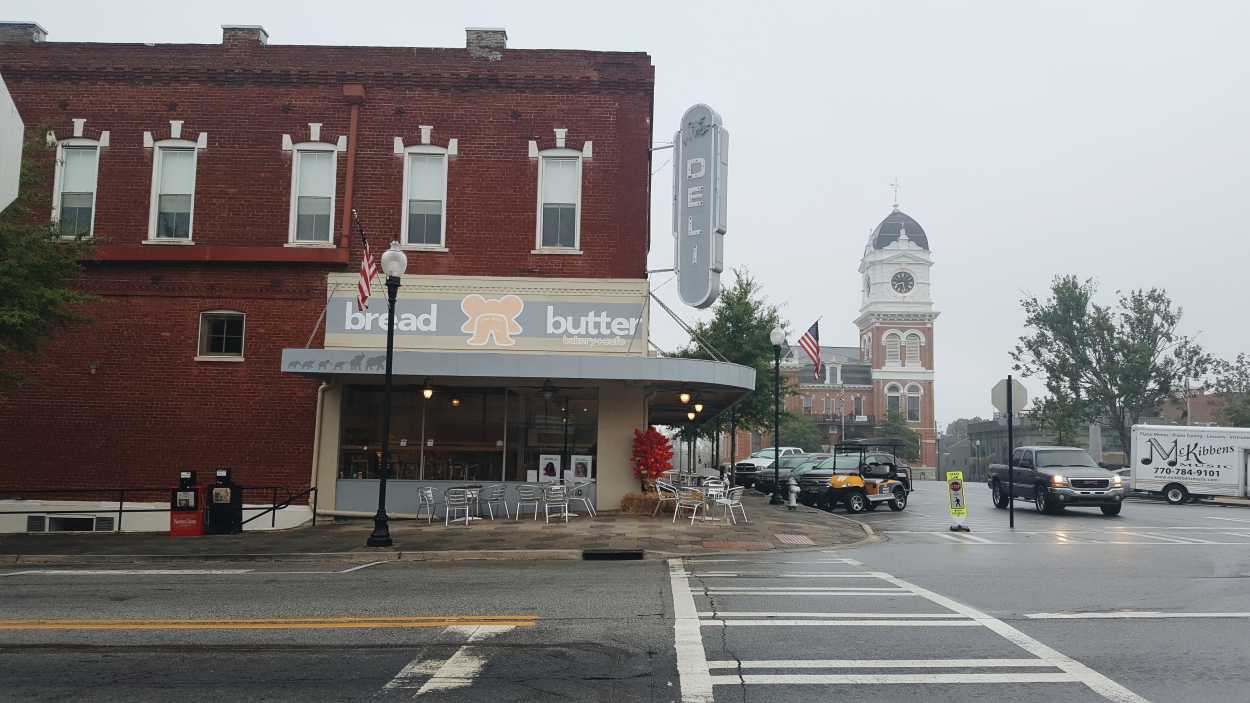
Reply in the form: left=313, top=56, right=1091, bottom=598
left=775, top=533, right=815, bottom=545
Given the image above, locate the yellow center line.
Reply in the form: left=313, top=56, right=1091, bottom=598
left=0, top=615, right=538, bottom=631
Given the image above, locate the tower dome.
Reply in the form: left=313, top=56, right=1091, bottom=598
left=870, top=208, right=929, bottom=250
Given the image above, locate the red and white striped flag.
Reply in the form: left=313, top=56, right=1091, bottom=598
left=798, top=321, right=822, bottom=381
left=354, top=213, right=378, bottom=312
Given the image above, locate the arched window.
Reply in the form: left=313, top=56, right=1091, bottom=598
left=886, top=383, right=902, bottom=417
left=906, top=384, right=922, bottom=422
left=884, top=333, right=902, bottom=365
left=905, top=332, right=923, bottom=366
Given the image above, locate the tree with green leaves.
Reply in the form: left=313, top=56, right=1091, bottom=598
left=1029, top=395, right=1086, bottom=446
left=877, top=411, right=920, bottom=461
left=1213, top=353, right=1250, bottom=427
left=0, top=132, right=96, bottom=390
left=675, top=267, right=789, bottom=439
left=779, top=413, right=827, bottom=453
left=1011, top=276, right=1210, bottom=460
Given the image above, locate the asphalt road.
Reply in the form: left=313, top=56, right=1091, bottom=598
left=2, top=482, right=1248, bottom=701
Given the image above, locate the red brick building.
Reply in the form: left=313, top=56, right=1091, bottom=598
left=0, top=23, right=757, bottom=527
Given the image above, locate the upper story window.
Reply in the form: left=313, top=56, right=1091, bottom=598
left=404, top=152, right=447, bottom=248
left=55, top=146, right=99, bottom=236
left=853, top=396, right=864, bottom=417
left=291, top=149, right=335, bottom=243
left=886, top=383, right=902, bottom=417
left=906, top=383, right=922, bottom=422
left=905, top=332, right=923, bottom=366
left=539, top=155, right=580, bottom=249
left=884, top=332, right=902, bottom=365
left=197, top=311, right=245, bottom=361
left=801, top=395, right=813, bottom=414
left=144, top=122, right=207, bottom=244
left=823, top=397, right=833, bottom=415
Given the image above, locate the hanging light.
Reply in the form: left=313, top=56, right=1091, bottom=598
left=679, top=389, right=692, bottom=405
left=422, top=379, right=434, bottom=400
left=687, top=410, right=697, bottom=421
left=451, top=397, right=461, bottom=408
left=694, top=401, right=705, bottom=414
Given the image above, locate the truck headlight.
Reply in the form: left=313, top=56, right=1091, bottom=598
left=1112, top=475, right=1123, bottom=487
left=1050, top=475, right=1069, bottom=487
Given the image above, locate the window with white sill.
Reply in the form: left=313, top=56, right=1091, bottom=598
left=55, top=145, right=99, bottom=236
left=404, top=153, right=446, bottom=247
left=884, top=333, right=902, bottom=365
left=906, top=384, right=922, bottom=422
left=198, top=312, right=245, bottom=358
left=886, top=384, right=902, bottom=417
left=153, top=147, right=195, bottom=239
left=538, top=156, right=580, bottom=249
left=292, top=149, right=335, bottom=243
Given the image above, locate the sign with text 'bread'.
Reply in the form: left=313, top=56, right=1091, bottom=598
left=325, top=274, right=649, bottom=355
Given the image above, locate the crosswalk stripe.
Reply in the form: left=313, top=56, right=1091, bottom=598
left=707, top=658, right=1056, bottom=669
left=697, top=612, right=961, bottom=618
left=710, top=673, right=1078, bottom=685
left=700, top=619, right=980, bottom=627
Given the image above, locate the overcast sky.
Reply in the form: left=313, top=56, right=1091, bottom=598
left=13, top=0, right=1249, bottom=429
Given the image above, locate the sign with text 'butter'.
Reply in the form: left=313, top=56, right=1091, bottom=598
left=324, top=274, right=649, bottom=355
left=672, top=104, right=728, bottom=309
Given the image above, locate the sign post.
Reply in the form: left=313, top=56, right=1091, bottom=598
left=946, top=471, right=969, bottom=532
left=991, top=376, right=1027, bottom=529
left=672, top=104, right=728, bottom=309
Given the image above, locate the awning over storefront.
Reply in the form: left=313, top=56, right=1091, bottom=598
left=280, top=348, right=756, bottom=425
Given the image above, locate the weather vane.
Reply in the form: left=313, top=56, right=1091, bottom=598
left=890, top=178, right=901, bottom=210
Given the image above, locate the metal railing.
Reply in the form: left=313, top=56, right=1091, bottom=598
left=0, top=485, right=318, bottom=533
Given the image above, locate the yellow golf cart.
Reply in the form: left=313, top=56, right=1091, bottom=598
left=817, top=441, right=909, bottom=514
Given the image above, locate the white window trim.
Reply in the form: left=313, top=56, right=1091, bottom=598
left=286, top=143, right=340, bottom=247
left=533, top=147, right=583, bottom=254
left=399, top=145, right=450, bottom=251
left=883, top=331, right=903, bottom=366
left=886, top=383, right=903, bottom=417
left=905, top=383, right=923, bottom=422
left=196, top=310, right=246, bottom=361
left=146, top=138, right=201, bottom=244
left=50, top=137, right=105, bottom=238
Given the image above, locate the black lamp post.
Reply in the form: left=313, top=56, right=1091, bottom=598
left=769, top=326, right=786, bottom=504
left=367, top=242, right=408, bottom=548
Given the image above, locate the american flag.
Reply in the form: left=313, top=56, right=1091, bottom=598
left=798, top=321, right=822, bottom=381
left=353, top=210, right=378, bottom=312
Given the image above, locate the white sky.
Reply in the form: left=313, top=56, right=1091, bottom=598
left=12, top=0, right=1249, bottom=429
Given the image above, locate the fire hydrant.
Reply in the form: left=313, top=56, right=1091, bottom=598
left=786, top=477, right=800, bottom=510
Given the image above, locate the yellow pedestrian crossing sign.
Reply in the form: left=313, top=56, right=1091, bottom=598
left=946, top=471, right=968, bottom=518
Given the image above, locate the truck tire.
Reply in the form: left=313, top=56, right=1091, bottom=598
left=1034, top=485, right=1058, bottom=514
left=1100, top=504, right=1122, bottom=516
left=889, top=487, right=908, bottom=511
left=1164, top=484, right=1188, bottom=505
left=845, top=490, right=869, bottom=514
left=991, top=481, right=1010, bottom=509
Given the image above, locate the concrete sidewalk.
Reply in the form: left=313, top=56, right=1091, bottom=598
left=0, top=493, right=872, bottom=564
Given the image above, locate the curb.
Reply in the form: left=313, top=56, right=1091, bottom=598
left=5, top=549, right=586, bottom=565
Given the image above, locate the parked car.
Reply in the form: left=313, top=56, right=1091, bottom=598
left=733, top=447, right=804, bottom=488
left=987, top=446, right=1125, bottom=516
left=755, top=453, right=830, bottom=494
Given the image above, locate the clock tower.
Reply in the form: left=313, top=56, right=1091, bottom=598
left=856, top=205, right=939, bottom=469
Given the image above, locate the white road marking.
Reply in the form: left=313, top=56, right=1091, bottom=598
left=697, top=612, right=961, bottom=619
left=691, top=572, right=877, bottom=578
left=699, top=586, right=905, bottom=592
left=708, top=658, right=1057, bottom=669
left=872, top=572, right=1149, bottom=702
left=1205, top=516, right=1250, bottom=523
left=703, top=591, right=920, bottom=597
left=1026, top=611, right=1250, bottom=620
left=668, top=560, right=713, bottom=703
left=383, top=653, right=446, bottom=690
left=700, top=619, right=979, bottom=627
left=686, top=559, right=862, bottom=565
left=1118, top=531, right=1217, bottom=544
left=710, top=673, right=1077, bottom=685
left=1, top=569, right=253, bottom=576
left=414, top=625, right=513, bottom=696
left=337, top=560, right=389, bottom=573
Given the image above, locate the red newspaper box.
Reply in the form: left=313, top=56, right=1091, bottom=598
left=170, top=470, right=204, bottom=537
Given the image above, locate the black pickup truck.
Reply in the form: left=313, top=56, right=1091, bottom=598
left=987, top=446, right=1126, bottom=516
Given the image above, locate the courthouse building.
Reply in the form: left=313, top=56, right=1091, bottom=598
left=0, top=22, right=754, bottom=528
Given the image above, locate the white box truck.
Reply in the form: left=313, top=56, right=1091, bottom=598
left=1131, top=425, right=1250, bottom=504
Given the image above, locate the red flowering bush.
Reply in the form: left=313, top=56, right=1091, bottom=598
left=631, top=426, right=674, bottom=490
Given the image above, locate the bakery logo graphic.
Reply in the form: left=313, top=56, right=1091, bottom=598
left=460, top=294, right=524, bottom=347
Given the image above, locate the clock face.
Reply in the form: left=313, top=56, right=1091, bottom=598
left=891, top=271, right=915, bottom=294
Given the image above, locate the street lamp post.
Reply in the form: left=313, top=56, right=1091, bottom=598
left=769, top=326, right=786, bottom=505
left=367, top=242, right=408, bottom=548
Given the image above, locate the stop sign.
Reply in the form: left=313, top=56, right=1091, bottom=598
left=949, top=480, right=962, bottom=493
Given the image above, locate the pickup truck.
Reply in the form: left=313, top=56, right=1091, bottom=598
left=987, top=446, right=1126, bottom=516
left=732, top=447, right=805, bottom=488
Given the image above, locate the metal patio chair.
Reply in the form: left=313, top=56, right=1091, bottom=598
left=416, top=486, right=439, bottom=524
left=653, top=480, right=679, bottom=517
left=444, top=487, right=472, bottom=527
left=482, top=484, right=511, bottom=520
left=568, top=480, right=596, bottom=517
left=674, top=486, right=705, bottom=526
left=713, top=486, right=749, bottom=525
left=515, top=484, right=543, bottom=521
left=544, top=484, right=570, bottom=524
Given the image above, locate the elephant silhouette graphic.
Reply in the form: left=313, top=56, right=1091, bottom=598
left=318, top=360, right=331, bottom=370
left=460, top=294, right=524, bottom=347
left=287, top=360, right=300, bottom=369
left=301, top=360, right=316, bottom=370
left=349, top=353, right=366, bottom=371
left=364, top=355, right=385, bottom=371
left=333, top=361, right=346, bottom=370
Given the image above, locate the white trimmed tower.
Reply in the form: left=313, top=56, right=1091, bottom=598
left=856, top=206, right=939, bottom=469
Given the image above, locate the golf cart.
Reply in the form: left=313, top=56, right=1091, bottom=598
left=815, top=441, right=910, bottom=514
